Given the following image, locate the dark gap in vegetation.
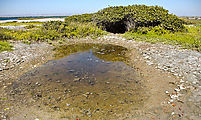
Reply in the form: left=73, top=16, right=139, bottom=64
left=103, top=21, right=127, bottom=33
left=102, top=20, right=162, bottom=34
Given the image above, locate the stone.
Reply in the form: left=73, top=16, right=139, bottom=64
left=73, top=78, right=80, bottom=82
left=66, top=103, right=71, bottom=106
left=105, top=82, right=110, bottom=84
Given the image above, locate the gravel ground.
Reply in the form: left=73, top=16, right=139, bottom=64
left=0, top=42, right=53, bottom=72
left=0, top=42, right=54, bottom=120
left=99, top=35, right=201, bottom=119
left=139, top=43, right=201, bottom=119
left=0, top=34, right=200, bottom=119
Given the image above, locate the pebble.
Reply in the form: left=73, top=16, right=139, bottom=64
left=180, top=79, right=185, bottom=83
left=105, top=82, right=110, bottom=84
left=169, top=99, right=174, bottom=103
left=174, top=88, right=180, bottom=92
left=66, top=103, right=71, bottom=106
left=69, top=70, right=75, bottom=72
left=73, top=78, right=80, bottom=82
left=170, top=94, right=179, bottom=99
left=178, top=84, right=186, bottom=90
left=36, top=82, right=40, bottom=86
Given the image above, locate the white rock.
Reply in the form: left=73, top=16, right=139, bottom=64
left=66, top=103, right=71, bottom=106
left=180, top=79, right=185, bottom=83
left=175, top=88, right=180, bottom=92
left=178, top=84, right=186, bottom=90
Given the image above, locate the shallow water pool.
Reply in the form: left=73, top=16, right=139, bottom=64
left=11, top=43, right=146, bottom=119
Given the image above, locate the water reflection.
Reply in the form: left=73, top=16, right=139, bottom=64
left=54, top=43, right=128, bottom=62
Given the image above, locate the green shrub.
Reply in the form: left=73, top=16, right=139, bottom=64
left=124, top=25, right=201, bottom=51
left=23, top=40, right=31, bottom=45
left=0, top=41, right=13, bottom=52
left=0, top=22, right=43, bottom=26
left=94, top=5, right=185, bottom=33
left=24, top=25, right=39, bottom=29
left=136, top=27, right=150, bottom=34
left=65, top=14, right=94, bottom=23
left=64, top=5, right=185, bottom=33
left=149, top=26, right=169, bottom=35
left=0, top=21, right=107, bottom=41
left=0, top=28, right=13, bottom=40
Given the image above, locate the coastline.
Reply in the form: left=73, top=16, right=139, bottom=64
left=0, top=18, right=65, bottom=23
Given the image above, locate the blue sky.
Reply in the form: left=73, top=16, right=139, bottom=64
left=0, top=0, right=200, bottom=17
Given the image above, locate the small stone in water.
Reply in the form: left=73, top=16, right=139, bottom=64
left=66, top=103, right=71, bottom=106
left=73, top=78, right=80, bottom=82
left=69, top=70, right=75, bottom=72
left=106, top=82, right=110, bottom=84
left=36, top=82, right=40, bottom=86
left=89, top=81, right=95, bottom=85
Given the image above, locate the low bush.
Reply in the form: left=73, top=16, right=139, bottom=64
left=0, top=41, right=13, bottom=52
left=24, top=25, right=39, bottom=29
left=0, top=22, right=43, bottom=26
left=64, top=5, right=186, bottom=34
left=0, top=21, right=107, bottom=41
left=65, top=14, right=94, bottom=23
left=124, top=25, right=201, bottom=51
left=94, top=5, right=186, bottom=33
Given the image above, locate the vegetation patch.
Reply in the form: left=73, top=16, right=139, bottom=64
left=0, top=21, right=107, bottom=42
left=94, top=5, right=185, bottom=33
left=180, top=17, right=201, bottom=25
left=24, top=25, right=41, bottom=29
left=0, top=41, right=13, bottom=52
left=124, top=25, right=201, bottom=51
left=0, top=22, right=43, bottom=26
left=65, top=5, right=186, bottom=33
left=17, top=16, right=66, bottom=20
left=65, top=14, right=94, bottom=23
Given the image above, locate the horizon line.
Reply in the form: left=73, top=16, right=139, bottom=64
left=1, top=14, right=201, bottom=18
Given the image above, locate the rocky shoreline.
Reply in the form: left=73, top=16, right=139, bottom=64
left=0, top=35, right=200, bottom=119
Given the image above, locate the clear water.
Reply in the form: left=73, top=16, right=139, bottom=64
left=11, top=43, right=146, bottom=119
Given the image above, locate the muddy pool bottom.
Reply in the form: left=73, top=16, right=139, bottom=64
left=9, top=43, right=147, bottom=119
